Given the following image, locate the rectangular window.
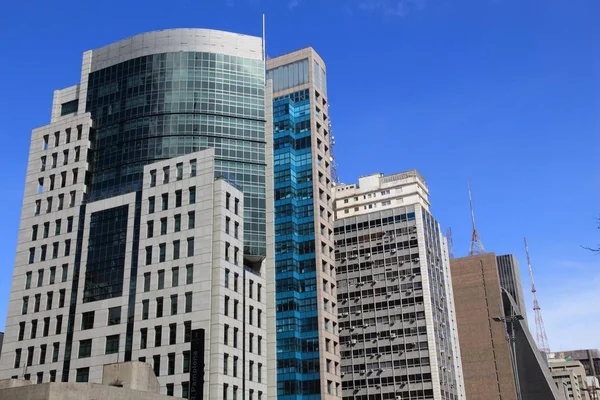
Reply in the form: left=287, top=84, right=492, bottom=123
left=171, top=295, right=178, bottom=315
left=145, top=246, right=152, bottom=265
left=234, top=300, right=238, bottom=319
left=172, top=267, right=179, bottom=287
left=64, top=239, right=71, bottom=256
left=74, top=146, right=80, bottom=162
left=249, top=306, right=254, bottom=325
left=46, top=292, right=53, bottom=310
left=186, top=264, right=193, bottom=284
left=78, top=339, right=92, bottom=358
left=183, top=351, right=190, bottom=373
left=174, top=214, right=181, bottom=232
left=234, top=247, right=239, bottom=265
left=42, top=319, right=49, bottom=340
left=67, top=217, right=73, bottom=233
left=190, top=159, right=197, bottom=177
left=189, top=187, right=196, bottom=204
left=249, top=360, right=254, bottom=381
left=18, top=322, right=25, bottom=341
left=233, top=356, right=238, bottom=377
left=144, top=273, right=151, bottom=292
left=258, top=336, right=262, bottom=355
left=188, top=211, right=195, bottom=229
left=185, top=292, right=192, bottom=313
left=224, top=353, right=229, bottom=375
left=223, top=384, right=228, bottom=400
left=69, top=191, right=75, bottom=207
left=34, top=294, right=40, bottom=312
left=105, top=334, right=119, bottom=354
left=142, top=300, right=149, bottom=320
left=233, top=327, right=238, bottom=348
left=140, top=328, right=147, bottom=349
left=225, top=242, right=230, bottom=261
left=30, top=319, right=37, bottom=339
left=175, top=190, right=182, bottom=207
left=160, top=217, right=167, bottom=235
left=169, top=323, right=177, bottom=345
left=249, top=333, right=253, bottom=353
left=108, top=306, right=121, bottom=325
left=32, top=225, right=38, bottom=241
left=233, top=272, right=238, bottom=292
left=258, top=363, right=262, bottom=383
left=166, top=383, right=174, bottom=396
left=224, top=296, right=229, bottom=316
left=51, top=242, right=58, bottom=259
left=162, top=193, right=168, bottom=210
left=49, top=266, right=56, bottom=284
left=153, top=354, right=161, bottom=377
left=58, top=194, right=64, bottom=210
left=37, top=269, right=44, bottom=287
left=28, top=248, right=35, bottom=264
left=225, top=217, right=230, bottom=234
left=163, top=166, right=170, bottom=184
left=187, top=238, right=194, bottom=257
left=35, top=200, right=41, bottom=216
left=43, top=222, right=50, bottom=238
left=158, top=269, right=165, bottom=289
left=72, top=168, right=78, bottom=185
left=154, top=326, right=162, bottom=347
left=234, top=222, right=239, bottom=239
left=55, top=219, right=61, bottom=235
left=62, top=264, right=68, bottom=282
left=22, top=296, right=29, bottom=314
left=49, top=370, right=56, bottom=382
left=148, top=196, right=155, bottom=214
left=173, top=240, right=180, bottom=260
left=182, top=382, right=190, bottom=398
left=258, top=309, right=262, bottom=328
left=168, top=353, right=175, bottom=375
left=26, top=347, right=34, bottom=367
left=159, top=244, right=166, bottom=262
left=226, top=193, right=230, bottom=210
left=147, top=220, right=154, bottom=238
left=184, top=321, right=191, bottom=342
left=150, top=170, right=156, bottom=187
left=52, top=343, right=59, bottom=362
left=40, top=245, right=47, bottom=262
left=55, top=315, right=62, bottom=335
left=25, top=272, right=32, bottom=290
left=175, top=162, right=183, bottom=180
left=224, top=324, right=229, bottom=345
left=76, top=368, right=89, bottom=383
left=81, top=311, right=94, bottom=330
left=156, top=297, right=164, bottom=318
left=224, top=269, right=230, bottom=288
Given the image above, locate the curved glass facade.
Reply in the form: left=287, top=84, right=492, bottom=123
left=85, top=51, right=266, bottom=256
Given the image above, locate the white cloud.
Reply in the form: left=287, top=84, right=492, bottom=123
left=288, top=0, right=301, bottom=9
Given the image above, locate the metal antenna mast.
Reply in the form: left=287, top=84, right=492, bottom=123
left=468, top=181, right=485, bottom=256
left=446, top=227, right=455, bottom=259
left=524, top=236, right=550, bottom=353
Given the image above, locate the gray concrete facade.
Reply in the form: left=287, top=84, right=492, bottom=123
left=334, top=172, right=465, bottom=400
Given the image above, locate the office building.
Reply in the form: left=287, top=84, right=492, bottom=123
left=548, top=356, right=592, bottom=400
left=558, top=349, right=600, bottom=383
left=333, top=171, right=466, bottom=400
left=496, top=254, right=527, bottom=321
left=266, top=49, right=340, bottom=399
left=0, top=29, right=274, bottom=400
left=450, top=254, right=561, bottom=400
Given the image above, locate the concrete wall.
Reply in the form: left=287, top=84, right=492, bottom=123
left=0, top=382, right=182, bottom=400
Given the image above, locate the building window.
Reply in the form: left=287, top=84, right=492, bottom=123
left=49, top=266, right=56, bottom=284
left=153, top=355, right=161, bottom=377
left=18, top=322, right=25, bottom=341
left=249, top=306, right=254, bottom=325
left=234, top=198, right=239, bottom=215
left=150, top=170, right=156, bottom=187
left=105, top=335, right=119, bottom=354
left=226, top=193, right=231, bottom=210
left=174, top=214, right=181, bottom=232
left=224, top=354, right=229, bottom=375
left=78, top=339, right=92, bottom=358
left=46, top=292, right=53, bottom=310
left=55, top=219, right=61, bottom=235
left=67, top=217, right=74, bottom=233
left=173, top=240, right=180, bottom=260
left=51, top=242, right=58, bottom=259
left=171, top=295, right=178, bottom=315
left=163, top=166, right=170, bottom=184
left=156, top=297, right=164, bottom=318
left=225, top=217, right=230, bottom=234
left=258, top=363, right=262, bottom=383
left=166, top=383, right=174, bottom=396
left=25, top=272, right=32, bottom=290
left=249, top=333, right=253, bottom=353
left=224, top=324, right=229, bottom=345
left=234, top=222, right=239, bottom=239
left=149, top=197, right=155, bottom=214
left=62, top=264, right=68, bottom=281
left=49, top=370, right=56, bottom=382
left=22, top=296, right=29, bottom=314
left=182, top=382, right=190, bottom=398
left=142, top=300, right=149, bottom=320
left=59, top=289, right=65, bottom=307
left=189, top=187, right=196, bottom=204
left=187, top=238, right=194, bottom=257
left=160, top=218, right=167, bottom=235
left=55, top=315, right=62, bottom=335
left=175, top=190, right=182, bottom=207
left=145, top=246, right=152, bottom=265
left=176, top=163, right=183, bottom=181
left=234, top=300, right=239, bottom=319
left=225, top=242, right=230, bottom=261
left=188, top=211, right=195, bottom=229
left=81, top=311, right=95, bottom=330
left=30, top=319, right=37, bottom=339
left=233, top=328, right=238, bottom=348
left=233, top=356, right=238, bottom=377
left=249, top=361, right=254, bottom=381
left=154, top=326, right=162, bottom=347
left=183, top=351, right=190, bottom=373
left=162, top=193, right=169, bottom=210
left=168, top=353, right=175, bottom=375
left=224, top=296, right=230, bottom=316
left=190, top=159, right=197, bottom=177
left=108, top=306, right=121, bottom=325
left=28, top=248, right=35, bottom=264
left=41, top=245, right=47, bottom=261
left=257, top=284, right=262, bottom=302
left=144, top=273, right=151, bottom=292
left=34, top=294, right=40, bottom=312
left=258, top=336, right=262, bottom=355
left=52, top=343, right=59, bottom=362
left=185, top=292, right=192, bottom=313
left=27, top=347, right=34, bottom=367
left=158, top=269, right=165, bottom=289
left=76, top=368, right=89, bottom=383
left=42, top=317, right=49, bottom=337
left=225, top=269, right=230, bottom=288
left=172, top=267, right=179, bottom=287
left=184, top=321, right=191, bottom=342
left=140, top=328, right=147, bottom=349
left=258, top=309, right=262, bottom=328
left=169, top=323, right=177, bottom=345
left=186, top=264, right=193, bottom=284
left=147, top=221, right=154, bottom=238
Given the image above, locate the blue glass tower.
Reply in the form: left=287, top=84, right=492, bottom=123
left=267, top=49, right=341, bottom=399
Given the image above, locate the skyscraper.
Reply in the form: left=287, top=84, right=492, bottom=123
left=266, top=49, right=341, bottom=399
left=496, top=254, right=527, bottom=321
left=333, top=171, right=466, bottom=400
left=0, top=29, right=273, bottom=399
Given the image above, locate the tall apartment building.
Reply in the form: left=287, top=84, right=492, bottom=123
left=496, top=254, right=527, bottom=321
left=558, top=349, right=600, bottom=383
left=333, top=171, right=465, bottom=400
left=266, top=49, right=341, bottom=399
left=548, top=357, right=592, bottom=400
left=0, top=29, right=274, bottom=400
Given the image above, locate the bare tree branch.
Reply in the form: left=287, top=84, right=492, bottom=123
left=582, top=217, right=600, bottom=253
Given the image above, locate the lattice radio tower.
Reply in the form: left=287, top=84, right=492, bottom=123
left=446, top=227, right=455, bottom=259
left=468, top=181, right=485, bottom=256
left=524, top=236, right=550, bottom=353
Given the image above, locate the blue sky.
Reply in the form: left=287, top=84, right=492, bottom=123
left=0, top=0, right=598, bottom=350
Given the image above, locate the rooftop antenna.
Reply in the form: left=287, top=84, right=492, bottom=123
left=524, top=236, right=550, bottom=353
left=262, top=14, right=266, bottom=62
left=468, top=181, right=486, bottom=256
left=446, top=227, right=455, bottom=259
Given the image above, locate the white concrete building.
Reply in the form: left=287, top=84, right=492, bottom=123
left=549, top=356, right=593, bottom=400
left=333, top=171, right=466, bottom=400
